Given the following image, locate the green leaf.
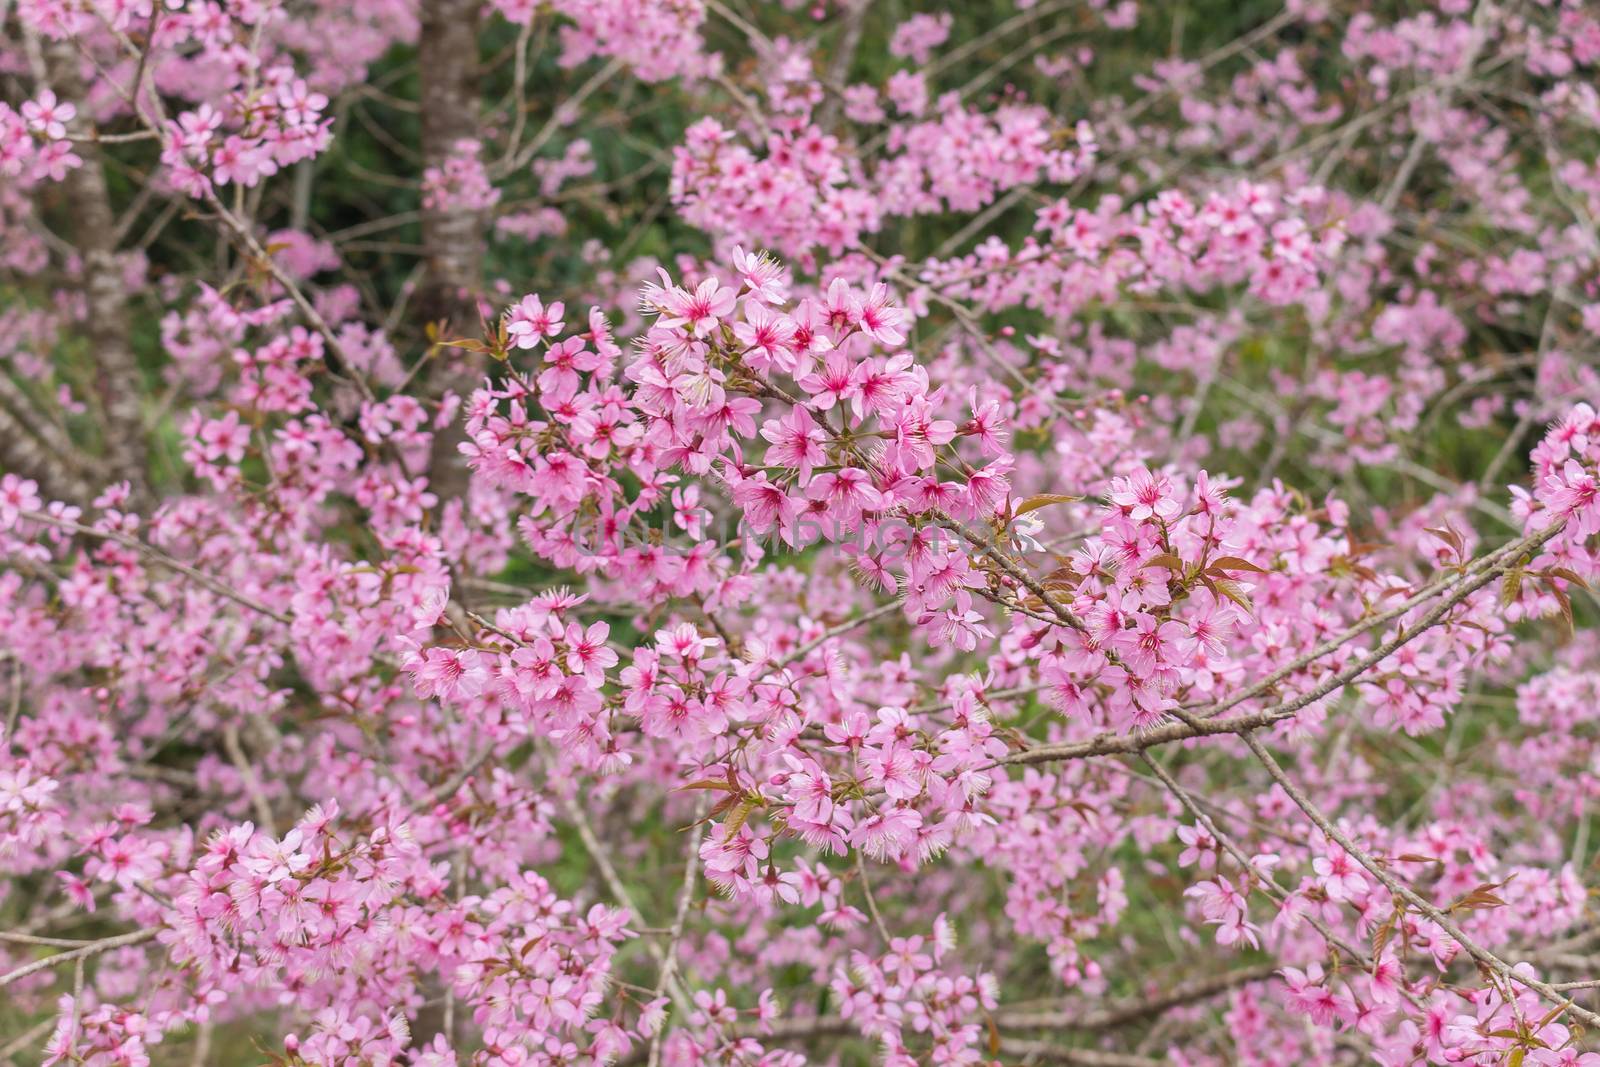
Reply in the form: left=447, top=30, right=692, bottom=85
left=1501, top=570, right=1524, bottom=608
left=722, top=798, right=757, bottom=840
left=1206, top=576, right=1254, bottom=615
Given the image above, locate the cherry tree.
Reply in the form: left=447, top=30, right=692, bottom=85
left=3, top=0, right=1600, bottom=1065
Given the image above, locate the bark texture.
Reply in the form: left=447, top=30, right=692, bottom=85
left=47, top=40, right=149, bottom=502
left=416, top=0, right=486, bottom=332
left=415, top=0, right=487, bottom=503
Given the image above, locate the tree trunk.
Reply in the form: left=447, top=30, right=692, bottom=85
left=416, top=0, right=485, bottom=333
left=415, top=0, right=486, bottom=505
left=47, top=41, right=149, bottom=503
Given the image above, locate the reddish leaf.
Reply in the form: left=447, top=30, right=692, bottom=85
left=1207, top=555, right=1269, bottom=575
left=1014, top=493, right=1083, bottom=517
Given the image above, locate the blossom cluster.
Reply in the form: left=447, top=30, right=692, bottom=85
left=6, top=1, right=1600, bottom=1066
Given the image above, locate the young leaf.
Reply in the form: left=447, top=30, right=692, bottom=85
left=1446, top=881, right=1510, bottom=914
left=1207, top=556, right=1269, bottom=575
left=1424, top=526, right=1465, bottom=558
left=1014, top=493, right=1083, bottom=517
left=1542, top=566, right=1591, bottom=590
